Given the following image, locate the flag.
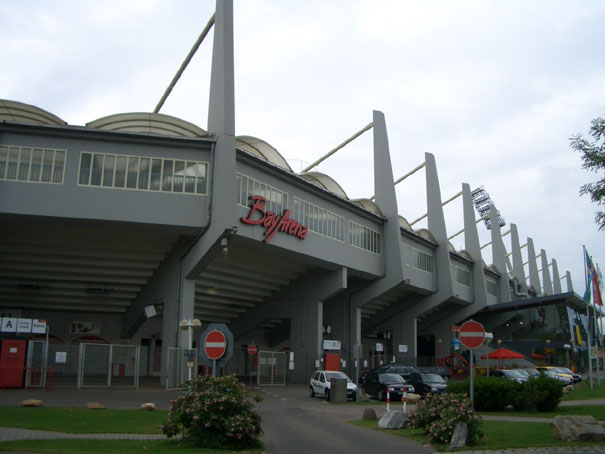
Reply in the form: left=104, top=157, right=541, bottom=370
left=584, top=248, right=603, bottom=306
left=594, top=264, right=603, bottom=306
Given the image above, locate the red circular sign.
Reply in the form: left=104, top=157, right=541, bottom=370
left=458, top=320, right=486, bottom=349
left=247, top=345, right=257, bottom=355
left=204, top=330, right=227, bottom=360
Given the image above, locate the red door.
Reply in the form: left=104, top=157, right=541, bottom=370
left=324, top=353, right=340, bottom=371
left=0, top=340, right=27, bottom=388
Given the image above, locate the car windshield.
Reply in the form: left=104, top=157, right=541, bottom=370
left=557, top=367, right=574, bottom=374
left=421, top=374, right=445, bottom=384
left=512, top=369, right=529, bottom=377
left=325, top=371, right=350, bottom=381
left=379, top=373, right=404, bottom=384
left=525, top=369, right=540, bottom=377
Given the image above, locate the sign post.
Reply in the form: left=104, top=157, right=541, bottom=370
left=204, top=329, right=227, bottom=379
left=247, top=344, right=257, bottom=386
left=458, top=320, right=486, bottom=404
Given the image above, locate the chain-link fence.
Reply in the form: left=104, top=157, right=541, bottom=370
left=165, top=347, right=198, bottom=389
left=77, top=343, right=140, bottom=389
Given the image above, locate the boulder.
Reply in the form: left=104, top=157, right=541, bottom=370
left=86, top=402, right=105, bottom=410
left=361, top=393, right=371, bottom=402
left=362, top=408, right=377, bottom=421
left=140, top=402, right=155, bottom=411
left=378, top=409, right=407, bottom=429
left=21, top=399, right=43, bottom=407
left=449, top=422, right=468, bottom=449
left=551, top=415, right=605, bottom=442
left=562, top=385, right=575, bottom=394
left=406, top=393, right=421, bottom=405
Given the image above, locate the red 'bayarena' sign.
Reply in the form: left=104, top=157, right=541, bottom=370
left=241, top=195, right=308, bottom=243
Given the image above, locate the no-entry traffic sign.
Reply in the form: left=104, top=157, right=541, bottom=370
left=204, top=330, right=227, bottom=360
left=458, top=320, right=486, bottom=349
left=247, top=345, right=257, bottom=355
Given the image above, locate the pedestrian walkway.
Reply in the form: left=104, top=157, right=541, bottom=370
left=0, top=427, right=166, bottom=442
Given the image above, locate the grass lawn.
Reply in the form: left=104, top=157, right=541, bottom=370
left=351, top=419, right=605, bottom=451
left=478, top=405, right=605, bottom=420
left=0, top=407, right=168, bottom=434
left=0, top=439, right=264, bottom=453
left=562, top=382, right=605, bottom=401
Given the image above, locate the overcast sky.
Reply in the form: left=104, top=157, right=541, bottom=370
left=2, top=0, right=604, bottom=295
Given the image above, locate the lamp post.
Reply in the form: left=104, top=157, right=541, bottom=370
left=485, top=333, right=493, bottom=377
left=497, top=339, right=502, bottom=369
left=564, top=344, right=571, bottom=369
left=546, top=339, right=551, bottom=366
left=437, top=338, right=442, bottom=366
left=179, top=318, right=202, bottom=381
left=569, top=338, right=575, bottom=371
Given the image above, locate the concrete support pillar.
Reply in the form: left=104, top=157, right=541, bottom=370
left=177, top=279, right=197, bottom=349
left=391, top=313, right=417, bottom=359
left=566, top=271, right=574, bottom=292
left=541, top=249, right=553, bottom=295
left=425, top=152, right=453, bottom=296
left=552, top=259, right=562, bottom=293
left=527, top=238, right=541, bottom=295
left=462, top=183, right=488, bottom=307
left=490, top=205, right=511, bottom=302
left=510, top=224, right=528, bottom=294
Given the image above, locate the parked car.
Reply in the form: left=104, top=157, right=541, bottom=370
left=553, top=366, right=581, bottom=383
left=536, top=366, right=575, bottom=384
left=363, top=372, right=415, bottom=401
left=310, top=370, right=358, bottom=401
left=407, top=372, right=447, bottom=397
left=359, top=362, right=419, bottom=385
left=492, top=369, right=528, bottom=383
left=418, top=366, right=452, bottom=381
left=540, top=369, right=573, bottom=385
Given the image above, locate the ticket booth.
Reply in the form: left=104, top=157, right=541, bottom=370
left=0, top=339, right=27, bottom=388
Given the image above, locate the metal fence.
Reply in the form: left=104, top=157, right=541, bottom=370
left=165, top=347, right=198, bottom=390
left=257, top=350, right=286, bottom=386
left=77, top=343, right=140, bottom=389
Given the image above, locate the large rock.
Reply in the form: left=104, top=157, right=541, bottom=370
left=140, top=402, right=155, bottom=411
left=406, top=393, right=421, bottom=405
left=449, top=422, right=468, bottom=449
left=86, top=402, right=105, bottom=410
left=551, top=415, right=605, bottom=442
left=21, top=399, right=43, bottom=407
left=378, top=409, right=407, bottom=429
left=362, top=408, right=377, bottom=421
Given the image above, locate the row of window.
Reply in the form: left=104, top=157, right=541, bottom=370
left=455, top=266, right=472, bottom=287
left=236, top=173, right=287, bottom=214
left=0, top=145, right=65, bottom=184
left=78, top=152, right=207, bottom=194
left=403, top=244, right=435, bottom=273
left=293, top=197, right=345, bottom=242
left=486, top=280, right=498, bottom=296
left=348, top=220, right=381, bottom=254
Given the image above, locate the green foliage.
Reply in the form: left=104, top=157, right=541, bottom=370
left=448, top=375, right=563, bottom=412
left=408, top=392, right=483, bottom=446
left=570, top=111, right=605, bottom=230
left=162, top=374, right=263, bottom=449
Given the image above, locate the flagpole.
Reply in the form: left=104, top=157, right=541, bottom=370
left=584, top=245, right=594, bottom=389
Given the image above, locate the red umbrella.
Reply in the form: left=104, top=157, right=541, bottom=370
left=531, top=352, right=544, bottom=360
left=481, top=348, right=525, bottom=360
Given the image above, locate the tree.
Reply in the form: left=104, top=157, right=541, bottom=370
left=570, top=112, right=605, bottom=231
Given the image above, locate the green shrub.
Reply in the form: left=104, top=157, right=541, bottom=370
left=161, top=374, right=263, bottom=449
left=408, top=393, right=483, bottom=446
left=448, top=376, right=516, bottom=411
left=525, top=376, right=563, bottom=412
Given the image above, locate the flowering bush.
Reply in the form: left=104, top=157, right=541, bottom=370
left=161, top=374, right=263, bottom=449
left=408, top=393, right=483, bottom=446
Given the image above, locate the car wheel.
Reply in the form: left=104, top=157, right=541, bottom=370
left=310, top=386, right=315, bottom=397
left=378, top=389, right=384, bottom=401
left=325, top=389, right=330, bottom=401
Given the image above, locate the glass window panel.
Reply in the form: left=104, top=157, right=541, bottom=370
left=88, top=154, right=102, bottom=185
left=138, top=157, right=150, bottom=190
left=7, top=147, right=19, bottom=179
left=150, top=159, right=162, bottom=191
left=195, top=175, right=206, bottom=194
left=18, top=148, right=31, bottom=181
left=161, top=160, right=173, bottom=191
left=102, top=155, right=115, bottom=187
left=173, top=160, right=184, bottom=192
left=0, top=146, right=8, bottom=179
left=127, top=156, right=139, bottom=189
left=114, top=156, right=127, bottom=187
left=30, top=148, right=43, bottom=182
left=53, top=150, right=65, bottom=183
left=41, top=150, right=55, bottom=182
left=79, top=153, right=92, bottom=185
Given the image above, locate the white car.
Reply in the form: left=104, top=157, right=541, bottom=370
left=310, top=370, right=357, bottom=401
